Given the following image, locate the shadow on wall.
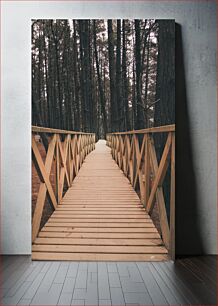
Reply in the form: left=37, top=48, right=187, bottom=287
left=175, top=24, right=205, bottom=256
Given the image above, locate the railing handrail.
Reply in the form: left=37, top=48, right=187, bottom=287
left=32, top=125, right=95, bottom=135
left=106, top=124, right=175, bottom=135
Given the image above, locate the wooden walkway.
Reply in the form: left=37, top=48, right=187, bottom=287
left=32, top=140, right=168, bottom=261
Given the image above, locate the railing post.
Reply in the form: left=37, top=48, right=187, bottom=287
left=56, top=134, right=60, bottom=203
left=143, top=134, right=150, bottom=208
left=132, top=134, right=138, bottom=186
left=170, top=132, right=175, bottom=260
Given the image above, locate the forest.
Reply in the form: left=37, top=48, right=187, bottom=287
left=32, top=19, right=175, bottom=139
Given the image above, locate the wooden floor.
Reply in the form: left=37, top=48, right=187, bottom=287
left=1, top=255, right=217, bottom=305
left=32, top=140, right=168, bottom=261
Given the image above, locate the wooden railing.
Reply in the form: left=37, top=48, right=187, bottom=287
left=106, top=125, right=175, bottom=259
left=32, top=126, right=95, bottom=242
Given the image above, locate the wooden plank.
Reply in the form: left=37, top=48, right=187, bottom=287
left=52, top=213, right=149, bottom=218
left=32, top=244, right=167, bottom=254
left=68, top=136, right=73, bottom=186
left=57, top=203, right=143, bottom=207
left=71, top=135, right=78, bottom=176
left=143, top=135, right=150, bottom=207
left=34, top=237, right=163, bottom=246
left=63, top=189, right=139, bottom=195
left=45, top=222, right=155, bottom=228
left=58, top=135, right=71, bottom=199
left=32, top=135, right=57, bottom=242
left=32, top=136, right=57, bottom=210
left=48, top=218, right=153, bottom=223
left=41, top=227, right=158, bottom=233
left=170, top=132, right=175, bottom=260
left=64, top=191, right=138, bottom=194
left=71, top=135, right=78, bottom=175
left=61, top=199, right=140, bottom=202
left=61, top=198, right=140, bottom=201
left=32, top=125, right=95, bottom=135
left=133, top=134, right=146, bottom=189
left=53, top=210, right=148, bottom=214
left=56, top=207, right=145, bottom=211
left=62, top=197, right=140, bottom=200
left=59, top=204, right=142, bottom=208
left=56, top=136, right=60, bottom=203
left=58, top=202, right=144, bottom=206
left=38, top=232, right=161, bottom=239
left=148, top=137, right=170, bottom=249
left=107, top=124, right=175, bottom=135
left=32, top=252, right=168, bottom=261
left=146, top=133, right=172, bottom=213
left=68, top=187, right=132, bottom=189
left=76, top=135, right=82, bottom=170
left=57, top=205, right=144, bottom=208
left=57, top=135, right=70, bottom=188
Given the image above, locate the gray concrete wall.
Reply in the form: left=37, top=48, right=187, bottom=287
left=1, top=1, right=217, bottom=255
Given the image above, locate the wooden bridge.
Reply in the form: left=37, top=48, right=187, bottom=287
left=32, top=125, right=175, bottom=261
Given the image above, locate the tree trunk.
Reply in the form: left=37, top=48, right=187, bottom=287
left=135, top=20, right=145, bottom=129
left=122, top=20, right=130, bottom=131
left=51, top=21, right=64, bottom=129
left=144, top=33, right=151, bottom=125
left=93, top=20, right=108, bottom=137
left=73, top=20, right=81, bottom=131
left=108, top=20, right=117, bottom=132
left=132, top=59, right=137, bottom=130
left=116, top=20, right=122, bottom=130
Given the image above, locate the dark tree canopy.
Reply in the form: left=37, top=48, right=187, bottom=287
left=32, top=19, right=175, bottom=138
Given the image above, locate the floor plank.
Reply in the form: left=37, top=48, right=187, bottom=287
left=31, top=253, right=168, bottom=261
left=34, top=237, right=163, bottom=246
left=38, top=232, right=161, bottom=239
left=1, top=256, right=216, bottom=305
left=32, top=244, right=168, bottom=254
left=41, top=227, right=158, bottom=233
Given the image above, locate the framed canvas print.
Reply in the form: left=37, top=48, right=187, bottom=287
left=31, top=19, right=175, bottom=261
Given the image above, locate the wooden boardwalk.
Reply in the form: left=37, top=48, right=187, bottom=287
left=32, top=140, right=168, bottom=261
